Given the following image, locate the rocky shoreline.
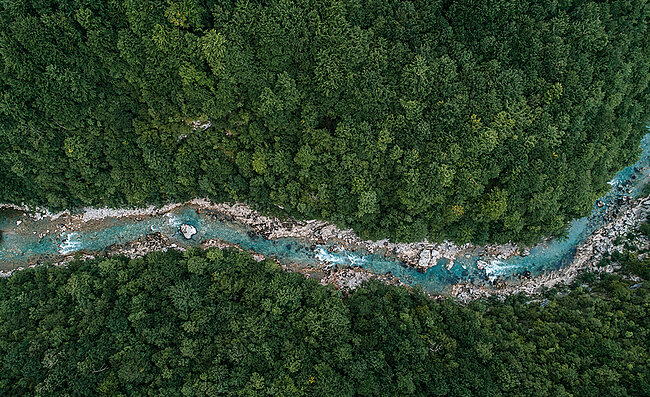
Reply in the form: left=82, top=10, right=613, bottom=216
left=451, top=195, right=650, bottom=302
left=2, top=193, right=649, bottom=300
left=0, top=209, right=403, bottom=292
left=2, top=197, right=525, bottom=269
left=191, top=199, right=518, bottom=271
left=99, top=228, right=404, bottom=292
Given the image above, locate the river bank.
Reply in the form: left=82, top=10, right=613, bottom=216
left=0, top=197, right=527, bottom=269
left=3, top=130, right=649, bottom=299
left=452, top=194, right=650, bottom=301
left=1, top=188, right=648, bottom=300
left=0, top=199, right=408, bottom=291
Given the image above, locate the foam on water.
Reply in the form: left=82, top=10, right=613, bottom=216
left=58, top=233, right=82, bottom=255
left=1, top=130, right=649, bottom=292
left=166, top=214, right=183, bottom=227
left=484, top=260, right=522, bottom=281
left=315, top=247, right=370, bottom=267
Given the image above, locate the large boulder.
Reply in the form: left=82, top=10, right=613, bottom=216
left=180, top=224, right=197, bottom=239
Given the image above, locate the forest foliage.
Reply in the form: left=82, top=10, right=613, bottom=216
left=1, top=0, right=650, bottom=243
left=0, top=245, right=648, bottom=396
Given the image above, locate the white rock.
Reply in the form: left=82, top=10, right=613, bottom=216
left=430, top=249, right=441, bottom=262
left=418, top=249, right=431, bottom=267
left=180, top=224, right=197, bottom=239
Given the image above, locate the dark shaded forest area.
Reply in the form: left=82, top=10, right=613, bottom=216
left=1, top=243, right=648, bottom=396
left=1, top=0, right=650, bottom=243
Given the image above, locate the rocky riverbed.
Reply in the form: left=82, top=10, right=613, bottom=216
left=2, top=196, right=524, bottom=270
left=192, top=199, right=518, bottom=271
left=1, top=191, right=647, bottom=300
left=0, top=199, right=407, bottom=292
left=451, top=195, right=650, bottom=302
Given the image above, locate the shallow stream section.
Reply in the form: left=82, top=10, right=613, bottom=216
left=2, top=132, right=650, bottom=294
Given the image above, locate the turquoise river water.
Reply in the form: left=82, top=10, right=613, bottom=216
left=2, top=132, right=650, bottom=293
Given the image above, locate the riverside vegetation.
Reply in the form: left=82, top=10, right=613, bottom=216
left=1, top=227, right=648, bottom=396
left=2, top=1, right=650, bottom=395
left=1, top=0, right=650, bottom=243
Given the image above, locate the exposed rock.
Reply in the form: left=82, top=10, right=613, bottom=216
left=4, top=185, right=649, bottom=303
left=107, top=233, right=176, bottom=259
left=186, top=200, right=532, bottom=271
left=180, top=224, right=197, bottom=239
left=483, top=242, right=520, bottom=260
left=451, top=195, right=650, bottom=303
left=320, top=267, right=401, bottom=291
left=418, top=249, right=431, bottom=268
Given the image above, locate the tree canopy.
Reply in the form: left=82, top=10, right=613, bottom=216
left=1, top=0, right=649, bottom=243
left=1, top=245, right=648, bottom=396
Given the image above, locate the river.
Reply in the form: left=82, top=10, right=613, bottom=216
left=1, top=132, right=649, bottom=294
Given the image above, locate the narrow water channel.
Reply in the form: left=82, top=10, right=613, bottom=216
left=2, top=132, right=649, bottom=293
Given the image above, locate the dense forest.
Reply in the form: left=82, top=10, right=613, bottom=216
left=1, top=0, right=650, bottom=243
left=1, top=241, right=648, bottom=395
